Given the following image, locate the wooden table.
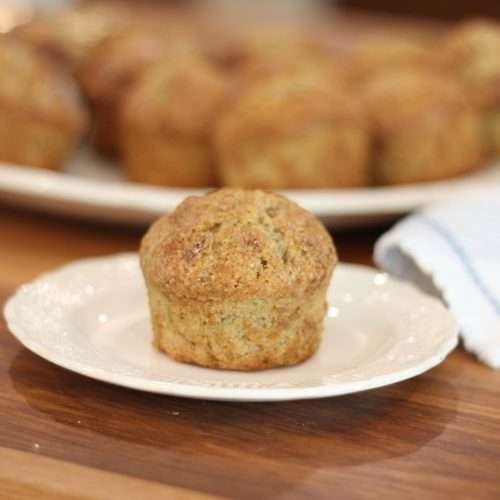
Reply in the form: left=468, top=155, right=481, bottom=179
left=1, top=206, right=499, bottom=499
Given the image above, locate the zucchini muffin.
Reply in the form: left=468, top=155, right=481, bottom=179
left=79, top=28, right=198, bottom=157
left=443, top=19, right=500, bottom=155
left=206, top=25, right=330, bottom=70
left=362, top=69, right=482, bottom=185
left=0, top=39, right=87, bottom=170
left=140, top=188, right=337, bottom=370
left=348, top=36, right=435, bottom=83
left=14, top=3, right=132, bottom=69
left=215, top=72, right=370, bottom=189
left=238, top=29, right=331, bottom=65
left=120, top=57, right=228, bottom=187
left=236, top=50, right=342, bottom=89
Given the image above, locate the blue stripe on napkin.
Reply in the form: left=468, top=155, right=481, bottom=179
left=418, top=215, right=500, bottom=316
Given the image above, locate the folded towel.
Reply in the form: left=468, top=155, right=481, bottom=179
left=374, top=195, right=500, bottom=368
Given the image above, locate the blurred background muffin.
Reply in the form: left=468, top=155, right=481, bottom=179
left=13, top=2, right=133, bottom=69
left=236, top=53, right=342, bottom=89
left=231, top=29, right=343, bottom=89
left=79, top=27, right=199, bottom=157
left=215, top=71, right=370, bottom=189
left=362, top=68, right=482, bottom=185
left=443, top=19, right=500, bottom=156
left=348, top=36, right=438, bottom=83
left=120, top=57, right=228, bottom=187
left=0, top=37, right=87, bottom=170
left=230, top=28, right=333, bottom=69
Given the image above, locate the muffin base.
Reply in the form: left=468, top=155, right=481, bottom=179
left=0, top=107, right=80, bottom=170
left=482, top=108, right=500, bottom=157
left=146, top=281, right=328, bottom=370
left=122, top=129, right=218, bottom=187
left=375, top=111, right=482, bottom=185
left=217, top=125, right=369, bottom=189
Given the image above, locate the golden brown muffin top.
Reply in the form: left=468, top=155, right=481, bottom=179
left=362, top=68, right=471, bottom=133
left=0, top=38, right=87, bottom=128
left=207, top=25, right=330, bottom=69
left=79, top=28, right=199, bottom=102
left=216, top=72, right=364, bottom=146
left=443, top=18, right=500, bottom=108
left=140, top=189, right=337, bottom=302
left=14, top=3, right=133, bottom=67
left=240, top=29, right=330, bottom=63
left=121, top=57, right=228, bottom=138
left=348, top=37, right=434, bottom=82
left=236, top=51, right=343, bottom=89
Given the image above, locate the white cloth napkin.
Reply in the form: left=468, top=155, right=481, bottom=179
left=374, top=195, right=500, bottom=368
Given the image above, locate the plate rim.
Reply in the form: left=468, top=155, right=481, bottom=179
left=3, top=254, right=459, bottom=402
left=0, top=160, right=499, bottom=225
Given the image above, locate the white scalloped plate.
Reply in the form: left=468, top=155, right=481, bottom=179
left=3, top=253, right=458, bottom=401
left=0, top=148, right=499, bottom=226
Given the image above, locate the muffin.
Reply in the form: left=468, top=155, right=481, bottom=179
left=79, top=28, right=198, bottom=157
left=239, top=29, right=331, bottom=64
left=236, top=50, right=342, bottom=89
left=443, top=19, right=500, bottom=155
left=215, top=72, right=370, bottom=189
left=13, top=3, right=132, bottom=69
left=349, top=36, right=435, bottom=83
left=362, top=69, right=482, bottom=185
left=120, top=57, right=228, bottom=187
left=140, top=188, right=337, bottom=370
left=0, top=38, right=87, bottom=170
left=204, top=25, right=330, bottom=70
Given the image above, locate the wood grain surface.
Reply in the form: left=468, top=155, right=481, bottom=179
left=1, top=206, right=500, bottom=499
left=0, top=447, right=218, bottom=500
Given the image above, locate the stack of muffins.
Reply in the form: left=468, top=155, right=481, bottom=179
left=1, top=2, right=499, bottom=187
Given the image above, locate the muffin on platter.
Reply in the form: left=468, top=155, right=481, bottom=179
left=348, top=36, right=435, bottom=83
left=215, top=72, right=370, bottom=189
left=140, top=188, right=337, bottom=370
left=443, top=18, right=500, bottom=155
left=238, top=29, right=331, bottom=64
left=0, top=38, right=87, bottom=170
left=13, top=2, right=133, bottom=69
left=236, top=50, right=342, bottom=89
left=120, top=57, right=228, bottom=187
left=79, top=28, right=198, bottom=157
left=207, top=25, right=331, bottom=71
left=362, top=68, right=482, bottom=185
